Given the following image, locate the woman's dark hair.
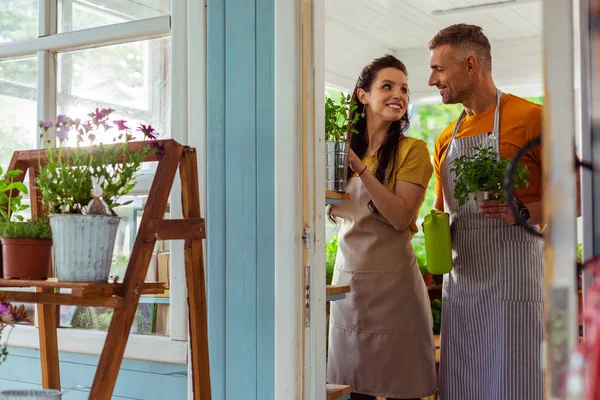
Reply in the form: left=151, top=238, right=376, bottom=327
left=346, top=54, right=411, bottom=216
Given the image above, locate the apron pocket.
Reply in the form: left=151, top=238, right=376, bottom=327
left=501, top=240, right=544, bottom=302
left=331, top=269, right=416, bottom=335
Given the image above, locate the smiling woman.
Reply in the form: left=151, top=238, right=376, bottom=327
left=327, top=54, right=436, bottom=400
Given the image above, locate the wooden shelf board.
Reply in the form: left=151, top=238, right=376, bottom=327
left=0, top=278, right=165, bottom=297
left=326, top=285, right=350, bottom=297
left=326, top=384, right=352, bottom=400
left=1, top=290, right=123, bottom=308
left=325, top=190, right=350, bottom=201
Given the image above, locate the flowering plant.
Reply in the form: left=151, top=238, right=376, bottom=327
left=0, top=293, right=29, bottom=365
left=36, top=108, right=162, bottom=215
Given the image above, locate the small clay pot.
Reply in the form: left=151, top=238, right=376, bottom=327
left=1, top=238, right=53, bottom=280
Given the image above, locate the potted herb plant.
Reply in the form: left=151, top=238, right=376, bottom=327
left=36, top=108, right=160, bottom=282
left=0, top=167, right=53, bottom=280
left=451, top=140, right=530, bottom=212
left=325, top=93, right=360, bottom=192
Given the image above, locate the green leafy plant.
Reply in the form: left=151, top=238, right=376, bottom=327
left=0, top=166, right=52, bottom=240
left=451, top=141, right=530, bottom=206
left=325, top=234, right=338, bottom=285
left=36, top=109, right=162, bottom=215
left=325, top=93, right=360, bottom=142
left=0, top=167, right=28, bottom=223
left=412, top=238, right=428, bottom=274
left=1, top=219, right=52, bottom=239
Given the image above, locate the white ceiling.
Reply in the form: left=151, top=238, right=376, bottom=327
left=325, top=0, right=579, bottom=103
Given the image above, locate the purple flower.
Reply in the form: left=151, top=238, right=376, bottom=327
left=88, top=108, right=103, bottom=121
left=57, top=125, right=70, bottom=141
left=150, top=142, right=166, bottom=159
left=38, top=120, right=54, bottom=130
left=81, top=121, right=93, bottom=134
left=56, top=115, right=71, bottom=125
left=88, top=133, right=97, bottom=143
left=137, top=124, right=157, bottom=140
left=113, top=120, right=130, bottom=131
left=100, top=108, right=115, bottom=118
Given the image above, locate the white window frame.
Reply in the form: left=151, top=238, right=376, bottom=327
left=0, top=0, right=205, bottom=365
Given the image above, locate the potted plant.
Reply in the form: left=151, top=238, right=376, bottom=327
left=36, top=108, right=160, bottom=282
left=451, top=139, right=530, bottom=212
left=0, top=293, right=29, bottom=365
left=0, top=167, right=53, bottom=280
left=325, top=93, right=360, bottom=193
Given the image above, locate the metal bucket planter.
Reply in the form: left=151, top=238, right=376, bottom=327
left=0, top=390, right=62, bottom=399
left=326, top=141, right=350, bottom=193
left=49, top=214, right=120, bottom=282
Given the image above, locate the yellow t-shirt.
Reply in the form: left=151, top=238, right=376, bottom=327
left=433, top=94, right=542, bottom=204
left=358, top=137, right=433, bottom=235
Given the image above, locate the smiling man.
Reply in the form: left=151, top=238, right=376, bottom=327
left=427, top=24, right=544, bottom=400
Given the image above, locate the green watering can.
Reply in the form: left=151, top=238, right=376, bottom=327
left=422, top=210, right=453, bottom=274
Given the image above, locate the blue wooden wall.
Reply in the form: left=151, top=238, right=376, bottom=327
left=0, top=347, right=187, bottom=399
left=206, top=0, right=275, bottom=399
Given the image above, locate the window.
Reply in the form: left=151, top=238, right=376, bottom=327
left=0, top=0, right=194, bottom=364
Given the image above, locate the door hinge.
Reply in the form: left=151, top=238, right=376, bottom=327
left=302, top=227, right=312, bottom=249
left=304, top=264, right=310, bottom=327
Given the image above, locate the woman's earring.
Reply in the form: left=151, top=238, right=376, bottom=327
left=361, top=104, right=366, bottom=118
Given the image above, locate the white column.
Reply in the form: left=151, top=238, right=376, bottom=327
left=542, top=1, right=580, bottom=398
left=274, top=0, right=303, bottom=398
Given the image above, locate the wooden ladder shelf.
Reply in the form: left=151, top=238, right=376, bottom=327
left=0, top=139, right=211, bottom=399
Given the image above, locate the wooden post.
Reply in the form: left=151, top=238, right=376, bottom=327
left=37, top=287, right=61, bottom=390
left=89, top=142, right=183, bottom=399
left=180, top=147, right=212, bottom=399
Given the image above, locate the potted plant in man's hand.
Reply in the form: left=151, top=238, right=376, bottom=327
left=451, top=140, right=530, bottom=212
left=325, top=93, right=360, bottom=193
left=0, top=167, right=53, bottom=280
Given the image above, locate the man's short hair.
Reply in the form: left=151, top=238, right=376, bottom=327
left=429, top=24, right=492, bottom=72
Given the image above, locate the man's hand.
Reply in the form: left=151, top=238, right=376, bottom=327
left=478, top=199, right=517, bottom=225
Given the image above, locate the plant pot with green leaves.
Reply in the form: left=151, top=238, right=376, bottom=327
left=36, top=109, right=161, bottom=282
left=0, top=167, right=53, bottom=280
left=451, top=142, right=530, bottom=212
left=325, top=93, right=360, bottom=193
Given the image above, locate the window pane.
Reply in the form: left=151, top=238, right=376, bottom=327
left=0, top=58, right=37, bottom=170
left=57, top=38, right=171, bottom=139
left=0, top=0, right=38, bottom=42
left=59, top=0, right=170, bottom=33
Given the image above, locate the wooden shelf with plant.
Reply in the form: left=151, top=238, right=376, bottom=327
left=0, top=109, right=211, bottom=400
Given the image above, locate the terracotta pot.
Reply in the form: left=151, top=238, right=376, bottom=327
left=1, top=238, right=53, bottom=280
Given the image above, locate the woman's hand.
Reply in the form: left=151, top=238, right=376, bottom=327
left=348, top=148, right=366, bottom=174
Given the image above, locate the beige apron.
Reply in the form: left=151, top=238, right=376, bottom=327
left=327, top=174, right=437, bottom=398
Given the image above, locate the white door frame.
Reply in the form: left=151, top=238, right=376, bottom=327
left=274, top=0, right=327, bottom=399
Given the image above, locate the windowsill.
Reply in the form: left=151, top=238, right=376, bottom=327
left=3, top=325, right=187, bottom=365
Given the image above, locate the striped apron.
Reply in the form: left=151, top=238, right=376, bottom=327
left=438, top=90, right=544, bottom=400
